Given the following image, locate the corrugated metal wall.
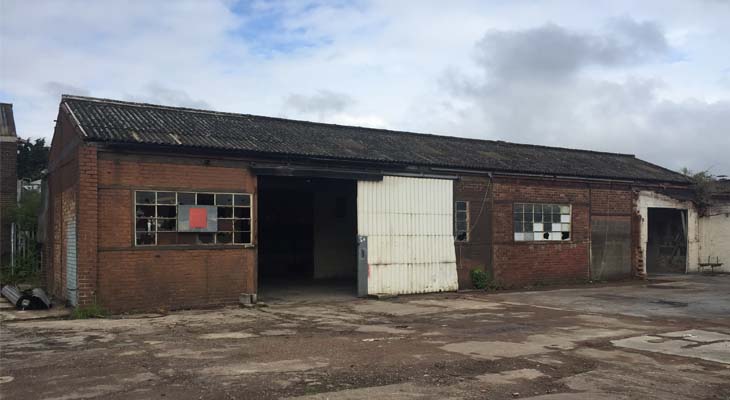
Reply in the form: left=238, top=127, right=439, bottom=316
left=65, top=216, right=78, bottom=306
left=357, top=176, right=459, bottom=295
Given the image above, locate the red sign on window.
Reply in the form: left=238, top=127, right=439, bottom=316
left=189, top=208, right=208, bottom=229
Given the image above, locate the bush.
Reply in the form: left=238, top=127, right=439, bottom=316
left=71, top=303, right=109, bottom=319
left=470, top=269, right=490, bottom=290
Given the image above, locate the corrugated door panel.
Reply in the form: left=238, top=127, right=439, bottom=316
left=357, top=176, right=458, bottom=295
left=66, top=216, right=78, bottom=306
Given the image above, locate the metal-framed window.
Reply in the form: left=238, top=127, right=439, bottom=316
left=134, top=191, right=252, bottom=246
left=514, top=203, right=571, bottom=241
left=454, top=201, right=469, bottom=242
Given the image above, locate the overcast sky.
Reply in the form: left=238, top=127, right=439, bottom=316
left=1, top=0, right=729, bottom=175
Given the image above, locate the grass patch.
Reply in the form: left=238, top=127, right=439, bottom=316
left=71, top=303, right=110, bottom=319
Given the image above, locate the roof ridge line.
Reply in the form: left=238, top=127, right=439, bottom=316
left=61, top=94, right=638, bottom=159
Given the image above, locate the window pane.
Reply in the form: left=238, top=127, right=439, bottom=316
left=552, top=213, right=561, bottom=223
left=157, top=192, right=175, bottom=204
left=514, top=212, right=523, bottom=223
left=234, top=195, right=251, bottom=207
left=217, top=207, right=233, bottom=218
left=562, top=232, right=570, bottom=240
left=544, top=223, right=552, bottom=232
left=136, top=218, right=153, bottom=231
left=552, top=205, right=560, bottom=214
left=456, top=211, right=467, bottom=222
left=197, top=193, right=214, bottom=205
left=514, top=204, right=524, bottom=213
left=136, top=191, right=155, bottom=204
left=524, top=204, right=533, bottom=213
left=524, top=232, right=534, bottom=241
left=157, top=205, right=177, bottom=218
left=561, top=214, right=571, bottom=223
left=234, top=208, right=250, bottom=218
left=524, top=222, right=533, bottom=232
left=157, top=219, right=176, bottom=231
left=534, top=210, right=542, bottom=222
left=234, top=219, right=251, bottom=231
left=515, top=222, right=523, bottom=233
left=177, top=233, right=197, bottom=245
left=136, top=205, right=155, bottom=218
left=455, top=201, right=467, bottom=211
left=560, top=205, right=570, bottom=214
left=216, top=194, right=233, bottom=206
left=157, top=232, right=177, bottom=245
left=234, top=232, right=251, bottom=244
left=178, top=192, right=196, bottom=205
left=197, top=233, right=214, bottom=244
left=216, top=232, right=233, bottom=244
left=218, top=219, right=233, bottom=231
left=136, top=232, right=155, bottom=245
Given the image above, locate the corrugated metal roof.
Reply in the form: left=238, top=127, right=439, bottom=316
left=61, top=95, right=689, bottom=183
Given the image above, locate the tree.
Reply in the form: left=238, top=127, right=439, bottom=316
left=680, top=167, right=716, bottom=209
left=17, top=138, right=49, bottom=181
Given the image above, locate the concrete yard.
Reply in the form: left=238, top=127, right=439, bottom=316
left=1, top=274, right=729, bottom=399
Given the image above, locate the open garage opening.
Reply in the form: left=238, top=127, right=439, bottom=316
left=257, top=176, right=358, bottom=303
left=646, top=208, right=688, bottom=275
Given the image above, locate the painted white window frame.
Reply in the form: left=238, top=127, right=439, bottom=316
left=514, top=203, right=572, bottom=242
left=454, top=200, right=469, bottom=242
left=134, top=190, right=252, bottom=246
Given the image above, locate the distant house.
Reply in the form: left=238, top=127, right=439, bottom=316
left=1, top=103, right=18, bottom=266
left=44, top=95, right=715, bottom=312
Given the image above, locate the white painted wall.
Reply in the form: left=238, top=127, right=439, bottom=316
left=357, top=176, right=459, bottom=295
left=637, top=191, right=700, bottom=274
left=698, top=203, right=730, bottom=273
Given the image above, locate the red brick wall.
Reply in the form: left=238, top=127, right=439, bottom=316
left=45, top=109, right=82, bottom=302
left=490, top=178, right=637, bottom=288
left=491, top=178, right=591, bottom=287
left=454, top=175, right=492, bottom=288
left=96, top=152, right=257, bottom=312
left=0, top=139, right=17, bottom=265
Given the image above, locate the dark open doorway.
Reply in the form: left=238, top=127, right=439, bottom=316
left=646, top=208, right=687, bottom=275
left=257, top=176, right=358, bottom=303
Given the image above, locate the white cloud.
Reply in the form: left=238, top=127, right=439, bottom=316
left=1, top=0, right=729, bottom=174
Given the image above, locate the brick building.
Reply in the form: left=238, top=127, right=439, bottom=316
left=45, top=95, right=695, bottom=312
left=1, top=103, right=18, bottom=266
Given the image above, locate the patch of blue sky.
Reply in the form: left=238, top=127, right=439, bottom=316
left=227, top=0, right=336, bottom=58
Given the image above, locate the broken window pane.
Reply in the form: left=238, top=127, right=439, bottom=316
left=562, top=232, right=570, bottom=240
left=136, top=232, right=155, bottom=245
left=216, top=232, right=233, bottom=244
left=157, top=206, right=177, bottom=218
left=197, top=233, right=214, bottom=244
left=136, top=218, right=153, bottom=231
left=157, top=219, right=176, bottom=231
left=136, top=205, right=155, bottom=218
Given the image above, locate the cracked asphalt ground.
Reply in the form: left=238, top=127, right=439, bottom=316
left=1, top=274, right=729, bottom=399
